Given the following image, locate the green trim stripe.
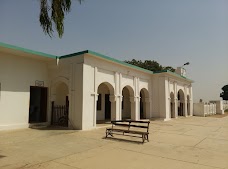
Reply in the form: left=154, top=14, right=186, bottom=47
left=0, top=42, right=57, bottom=59
left=87, top=50, right=153, bottom=74
left=60, top=50, right=153, bottom=74
left=0, top=42, right=192, bottom=81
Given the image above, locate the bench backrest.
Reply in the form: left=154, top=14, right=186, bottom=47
left=111, top=120, right=150, bottom=132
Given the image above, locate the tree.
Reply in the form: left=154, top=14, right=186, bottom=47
left=39, top=0, right=82, bottom=38
left=124, top=59, right=175, bottom=72
left=220, top=85, right=228, bottom=100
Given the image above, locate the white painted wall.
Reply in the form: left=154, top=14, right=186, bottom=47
left=0, top=52, right=51, bottom=130
left=222, top=101, right=228, bottom=111
left=0, top=49, right=194, bottom=131
left=49, top=56, right=85, bottom=130
left=193, top=102, right=219, bottom=117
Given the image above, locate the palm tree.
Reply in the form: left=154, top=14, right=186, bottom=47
left=39, top=0, right=82, bottom=38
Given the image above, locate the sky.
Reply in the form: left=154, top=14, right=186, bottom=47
left=0, top=0, right=227, bottom=102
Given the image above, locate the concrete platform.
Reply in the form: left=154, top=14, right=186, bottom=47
left=1, top=116, right=228, bottom=169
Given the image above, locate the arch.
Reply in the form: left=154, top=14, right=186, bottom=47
left=51, top=76, right=69, bottom=89
left=50, top=76, right=70, bottom=106
left=122, top=85, right=134, bottom=120
left=55, top=82, right=69, bottom=105
left=140, top=88, right=150, bottom=119
left=121, top=82, right=134, bottom=94
left=96, top=82, right=115, bottom=123
left=170, top=92, right=175, bottom=118
left=177, top=89, right=185, bottom=116
left=50, top=76, right=70, bottom=100
left=96, top=82, right=115, bottom=95
left=50, top=79, right=70, bottom=127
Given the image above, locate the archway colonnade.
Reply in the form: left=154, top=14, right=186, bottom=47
left=96, top=82, right=150, bottom=124
left=169, top=89, right=191, bottom=118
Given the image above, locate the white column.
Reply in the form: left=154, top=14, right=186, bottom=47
left=110, top=95, right=117, bottom=121
left=93, top=94, right=98, bottom=127
left=184, top=99, right=188, bottom=117
left=168, top=97, right=171, bottom=119
left=216, top=100, right=224, bottom=114
left=130, top=96, right=140, bottom=120
left=119, top=73, right=122, bottom=120
left=189, top=85, right=193, bottom=116
left=119, top=96, right=123, bottom=120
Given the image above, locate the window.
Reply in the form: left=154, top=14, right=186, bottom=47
left=97, top=94, right=101, bottom=110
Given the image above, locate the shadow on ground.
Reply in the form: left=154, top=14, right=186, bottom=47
left=30, top=126, right=75, bottom=131
left=0, top=155, right=6, bottom=159
left=103, top=136, right=145, bottom=144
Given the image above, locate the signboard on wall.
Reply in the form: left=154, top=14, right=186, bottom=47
left=35, top=80, right=44, bottom=87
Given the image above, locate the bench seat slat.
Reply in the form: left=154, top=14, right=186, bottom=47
left=112, top=120, right=150, bottom=124
left=107, top=128, right=148, bottom=134
left=112, top=123, right=149, bottom=128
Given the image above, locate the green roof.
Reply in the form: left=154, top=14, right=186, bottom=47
left=0, top=42, right=57, bottom=59
left=60, top=50, right=154, bottom=74
left=0, top=42, right=193, bottom=82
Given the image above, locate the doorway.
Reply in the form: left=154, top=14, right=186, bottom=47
left=29, top=86, right=48, bottom=123
left=105, top=94, right=111, bottom=120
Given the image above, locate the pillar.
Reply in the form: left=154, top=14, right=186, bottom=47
left=184, top=99, right=188, bottom=117
left=130, top=96, right=140, bottom=120
left=110, top=95, right=118, bottom=120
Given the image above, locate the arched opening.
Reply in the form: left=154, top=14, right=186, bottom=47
left=96, top=82, right=114, bottom=123
left=170, top=92, right=175, bottom=118
left=140, top=88, right=150, bottom=119
left=122, top=86, right=134, bottom=120
left=51, top=82, right=69, bottom=127
left=178, top=89, right=185, bottom=116
left=187, top=95, right=190, bottom=116
left=55, top=82, right=69, bottom=105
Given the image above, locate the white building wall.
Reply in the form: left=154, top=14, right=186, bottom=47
left=0, top=52, right=50, bottom=130
left=193, top=102, right=217, bottom=117
left=151, top=76, right=160, bottom=118
left=48, top=56, right=85, bottom=130
left=0, top=49, right=194, bottom=131
left=224, top=101, right=228, bottom=110
left=82, top=54, right=152, bottom=129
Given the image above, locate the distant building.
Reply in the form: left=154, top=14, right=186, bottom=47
left=0, top=42, right=193, bottom=130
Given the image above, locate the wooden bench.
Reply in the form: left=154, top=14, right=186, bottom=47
left=106, top=120, right=150, bottom=143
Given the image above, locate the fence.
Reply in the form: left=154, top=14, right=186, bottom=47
left=223, top=101, right=228, bottom=111
left=193, top=103, right=216, bottom=117
left=51, top=102, right=69, bottom=127
left=193, top=100, right=225, bottom=117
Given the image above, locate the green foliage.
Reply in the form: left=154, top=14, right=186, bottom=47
left=220, top=85, right=228, bottom=100
left=124, top=59, right=175, bottom=72
left=39, top=0, right=82, bottom=38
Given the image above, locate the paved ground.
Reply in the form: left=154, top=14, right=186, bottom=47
left=1, top=116, right=228, bottom=169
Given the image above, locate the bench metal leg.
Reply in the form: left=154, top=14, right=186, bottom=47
left=106, top=130, right=113, bottom=138
left=142, top=134, right=145, bottom=143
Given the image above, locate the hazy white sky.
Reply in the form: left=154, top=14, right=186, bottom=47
left=0, top=0, right=227, bottom=102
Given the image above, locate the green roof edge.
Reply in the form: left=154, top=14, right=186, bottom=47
left=154, top=70, right=193, bottom=82
left=0, top=42, right=57, bottom=59
left=60, top=50, right=153, bottom=74
left=0, top=42, right=192, bottom=81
